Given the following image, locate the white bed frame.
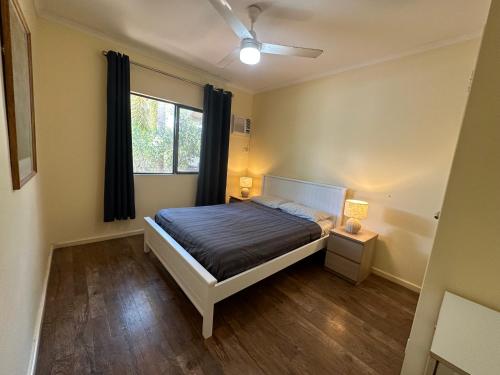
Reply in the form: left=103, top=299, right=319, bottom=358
left=143, top=175, right=347, bottom=338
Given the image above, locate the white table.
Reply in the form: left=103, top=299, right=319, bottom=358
left=429, top=291, right=500, bottom=375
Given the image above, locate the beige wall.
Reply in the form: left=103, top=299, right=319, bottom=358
left=227, top=89, right=253, bottom=200
left=34, top=18, right=253, bottom=246
left=248, top=40, right=480, bottom=290
left=0, top=1, right=50, bottom=374
left=402, top=0, right=499, bottom=373
left=0, top=8, right=253, bottom=373
left=227, top=133, right=251, bottom=199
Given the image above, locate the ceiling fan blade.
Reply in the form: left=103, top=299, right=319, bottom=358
left=261, top=42, right=323, bottom=58
left=207, top=0, right=253, bottom=40
left=217, top=48, right=240, bottom=68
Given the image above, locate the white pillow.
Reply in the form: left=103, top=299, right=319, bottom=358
left=279, top=201, right=332, bottom=222
left=250, top=195, right=288, bottom=209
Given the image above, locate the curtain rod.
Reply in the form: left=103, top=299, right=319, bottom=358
left=102, top=50, right=206, bottom=88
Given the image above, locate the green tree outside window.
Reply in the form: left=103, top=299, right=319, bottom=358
left=131, top=94, right=202, bottom=174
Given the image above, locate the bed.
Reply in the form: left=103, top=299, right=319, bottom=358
left=143, top=175, right=347, bottom=338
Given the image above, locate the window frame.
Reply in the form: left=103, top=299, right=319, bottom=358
left=130, top=91, right=203, bottom=175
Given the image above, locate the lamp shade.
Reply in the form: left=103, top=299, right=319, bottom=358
left=344, top=199, right=368, bottom=220
left=240, top=176, right=253, bottom=188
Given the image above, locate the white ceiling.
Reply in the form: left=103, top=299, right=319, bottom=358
left=36, top=0, right=491, bottom=92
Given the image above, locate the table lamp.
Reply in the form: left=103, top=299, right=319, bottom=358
left=240, top=176, right=253, bottom=198
left=344, top=199, right=369, bottom=234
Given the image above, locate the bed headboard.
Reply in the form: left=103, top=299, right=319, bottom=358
left=262, top=175, right=347, bottom=227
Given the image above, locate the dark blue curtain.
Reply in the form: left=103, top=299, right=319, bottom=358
left=195, top=85, right=232, bottom=206
left=104, top=51, right=135, bottom=221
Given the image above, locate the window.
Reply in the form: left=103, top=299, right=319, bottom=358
left=130, top=93, right=203, bottom=174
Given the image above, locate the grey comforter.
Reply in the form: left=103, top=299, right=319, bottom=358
left=154, top=201, right=322, bottom=281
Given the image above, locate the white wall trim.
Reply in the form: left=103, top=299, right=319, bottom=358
left=26, top=229, right=145, bottom=373
left=52, top=229, right=144, bottom=249
left=33, top=5, right=254, bottom=96
left=371, top=266, right=421, bottom=293
left=256, top=31, right=483, bottom=93
left=26, top=245, right=53, bottom=375
left=24, top=231, right=418, bottom=375
left=34, top=9, right=222, bottom=82
left=34, top=0, right=484, bottom=95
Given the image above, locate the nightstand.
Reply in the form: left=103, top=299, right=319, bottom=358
left=229, top=195, right=251, bottom=203
left=325, top=227, right=378, bottom=285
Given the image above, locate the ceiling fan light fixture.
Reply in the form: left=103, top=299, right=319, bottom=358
left=239, top=38, right=261, bottom=65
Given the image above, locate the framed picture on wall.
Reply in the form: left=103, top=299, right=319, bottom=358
left=0, top=0, right=36, bottom=190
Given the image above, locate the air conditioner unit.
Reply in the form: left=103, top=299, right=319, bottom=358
left=231, top=115, right=251, bottom=135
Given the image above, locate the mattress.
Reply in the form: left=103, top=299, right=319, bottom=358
left=154, top=201, right=322, bottom=281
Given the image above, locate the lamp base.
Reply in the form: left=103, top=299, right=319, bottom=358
left=345, top=218, right=362, bottom=234
left=241, top=187, right=250, bottom=198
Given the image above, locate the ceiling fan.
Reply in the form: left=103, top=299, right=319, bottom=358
left=208, top=0, right=323, bottom=66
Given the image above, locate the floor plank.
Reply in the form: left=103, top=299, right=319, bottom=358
left=36, top=235, right=418, bottom=375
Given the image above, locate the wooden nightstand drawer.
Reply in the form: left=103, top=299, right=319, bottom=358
left=328, top=235, right=364, bottom=263
left=325, top=252, right=359, bottom=282
left=325, top=227, right=378, bottom=285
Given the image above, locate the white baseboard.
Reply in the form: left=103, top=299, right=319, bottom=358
left=26, top=229, right=144, bottom=374
left=371, top=266, right=421, bottom=293
left=52, top=229, right=144, bottom=249
left=27, top=245, right=53, bottom=375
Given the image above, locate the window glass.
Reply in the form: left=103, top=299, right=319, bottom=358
left=130, top=93, right=203, bottom=174
left=177, top=107, right=203, bottom=172
left=131, top=94, right=175, bottom=173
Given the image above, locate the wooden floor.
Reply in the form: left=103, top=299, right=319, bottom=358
left=36, top=235, right=418, bottom=375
